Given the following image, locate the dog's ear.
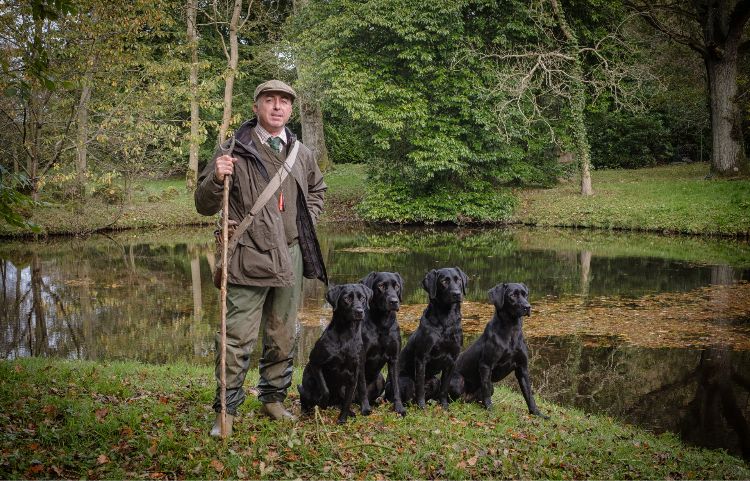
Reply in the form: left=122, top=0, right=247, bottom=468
left=422, top=269, right=438, bottom=299
left=488, top=283, right=507, bottom=309
left=395, top=272, right=404, bottom=302
left=359, top=271, right=377, bottom=289
left=360, top=284, right=373, bottom=304
left=326, top=284, right=344, bottom=310
left=455, top=267, right=469, bottom=295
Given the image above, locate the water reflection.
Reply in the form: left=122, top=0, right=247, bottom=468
left=1, top=225, right=750, bottom=458
left=526, top=336, right=750, bottom=460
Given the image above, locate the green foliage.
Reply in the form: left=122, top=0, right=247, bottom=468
left=587, top=110, right=673, bottom=169
left=0, top=168, right=42, bottom=233
left=161, top=186, right=180, bottom=200
left=291, top=0, right=552, bottom=194
left=357, top=179, right=517, bottom=224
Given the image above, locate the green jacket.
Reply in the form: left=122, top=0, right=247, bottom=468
left=195, top=119, right=327, bottom=287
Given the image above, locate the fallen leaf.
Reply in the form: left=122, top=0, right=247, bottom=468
left=14, top=364, right=23, bottom=373
left=467, top=455, right=478, bottom=467
left=95, top=408, right=109, bottom=422
left=97, top=454, right=109, bottom=465
left=210, top=459, right=224, bottom=472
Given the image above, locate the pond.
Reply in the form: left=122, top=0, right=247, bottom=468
left=1, top=225, right=750, bottom=460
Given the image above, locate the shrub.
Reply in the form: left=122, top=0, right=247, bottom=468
left=161, top=186, right=179, bottom=200
left=587, top=111, right=674, bottom=169
left=357, top=180, right=517, bottom=224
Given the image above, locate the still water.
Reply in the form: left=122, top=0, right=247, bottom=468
left=1, top=225, right=749, bottom=459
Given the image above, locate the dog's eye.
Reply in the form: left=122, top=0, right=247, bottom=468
left=441, top=278, right=449, bottom=286
left=377, top=283, right=385, bottom=291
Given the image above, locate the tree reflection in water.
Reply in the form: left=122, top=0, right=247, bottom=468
left=1, top=225, right=749, bottom=459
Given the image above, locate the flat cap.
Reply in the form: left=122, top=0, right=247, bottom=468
left=254, top=79, right=297, bottom=102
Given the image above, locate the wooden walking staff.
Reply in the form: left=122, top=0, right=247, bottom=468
left=218, top=136, right=235, bottom=439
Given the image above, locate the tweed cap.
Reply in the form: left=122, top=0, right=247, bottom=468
left=253, top=79, right=297, bottom=102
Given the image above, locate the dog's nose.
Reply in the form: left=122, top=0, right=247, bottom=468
left=387, top=298, right=400, bottom=310
left=354, top=307, right=365, bottom=319
left=450, top=290, right=463, bottom=302
left=524, top=306, right=531, bottom=316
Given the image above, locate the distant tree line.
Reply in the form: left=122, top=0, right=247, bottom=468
left=1, top=0, right=747, bottom=226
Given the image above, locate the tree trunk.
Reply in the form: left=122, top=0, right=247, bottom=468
left=550, top=0, right=593, bottom=195
left=573, top=95, right=594, bottom=196
left=300, top=99, right=331, bottom=171
left=217, top=0, right=242, bottom=144
left=706, top=51, right=746, bottom=175
left=76, top=66, right=94, bottom=198
left=293, top=0, right=331, bottom=171
left=186, top=0, right=200, bottom=189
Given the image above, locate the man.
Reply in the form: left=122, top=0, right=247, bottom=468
left=195, top=79, right=327, bottom=437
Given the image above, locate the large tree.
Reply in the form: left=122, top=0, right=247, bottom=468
left=626, top=0, right=750, bottom=176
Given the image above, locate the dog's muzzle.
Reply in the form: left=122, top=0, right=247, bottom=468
left=387, top=298, right=400, bottom=311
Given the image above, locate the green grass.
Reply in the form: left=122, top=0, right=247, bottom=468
left=2, top=162, right=748, bottom=236
left=514, top=163, right=750, bottom=236
left=1, top=358, right=748, bottom=480
left=322, top=163, right=367, bottom=202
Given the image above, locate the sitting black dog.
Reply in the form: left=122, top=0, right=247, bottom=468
left=448, top=283, right=547, bottom=418
left=298, top=283, right=372, bottom=424
left=387, top=267, right=467, bottom=409
left=357, top=271, right=406, bottom=416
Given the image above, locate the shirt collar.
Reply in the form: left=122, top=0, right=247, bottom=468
left=255, top=123, right=287, bottom=146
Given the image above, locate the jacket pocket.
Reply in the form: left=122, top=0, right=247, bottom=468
left=248, top=214, right=275, bottom=252
left=237, top=232, right=280, bottom=279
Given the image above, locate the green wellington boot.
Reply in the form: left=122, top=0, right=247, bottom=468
left=260, top=402, right=297, bottom=421
left=209, top=413, right=234, bottom=437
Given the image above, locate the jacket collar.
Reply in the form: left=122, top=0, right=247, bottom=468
left=231, top=118, right=297, bottom=156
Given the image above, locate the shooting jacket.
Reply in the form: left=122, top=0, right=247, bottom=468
left=195, top=118, right=327, bottom=287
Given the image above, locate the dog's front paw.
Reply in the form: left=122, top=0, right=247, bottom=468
left=337, top=409, right=356, bottom=424
left=417, top=399, right=426, bottom=409
left=394, top=402, right=407, bottom=417
left=440, top=399, right=450, bottom=409
left=482, top=399, right=493, bottom=410
left=361, top=404, right=372, bottom=416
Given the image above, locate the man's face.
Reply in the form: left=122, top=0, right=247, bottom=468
left=253, top=92, right=293, bottom=135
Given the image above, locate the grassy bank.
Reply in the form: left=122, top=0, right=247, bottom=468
left=1, top=358, right=747, bottom=480
left=1, top=162, right=748, bottom=237
left=514, top=162, right=750, bottom=236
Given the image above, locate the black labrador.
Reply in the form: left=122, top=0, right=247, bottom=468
left=298, top=283, right=372, bottom=424
left=357, top=271, right=406, bottom=416
left=388, top=267, right=467, bottom=409
left=448, top=282, right=547, bottom=418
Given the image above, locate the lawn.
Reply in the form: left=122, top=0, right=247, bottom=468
left=514, top=163, right=750, bottom=236
left=1, top=162, right=748, bottom=237
left=2, top=358, right=748, bottom=480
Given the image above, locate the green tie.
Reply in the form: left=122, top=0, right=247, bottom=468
left=268, top=136, right=282, bottom=152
